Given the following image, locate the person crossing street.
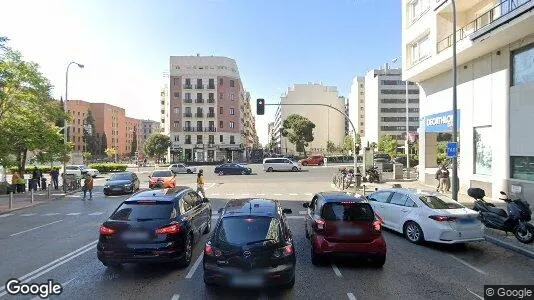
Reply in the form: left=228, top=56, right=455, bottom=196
left=82, top=173, right=94, bottom=200
left=197, top=169, right=206, bottom=199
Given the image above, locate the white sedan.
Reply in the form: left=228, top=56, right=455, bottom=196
left=168, top=163, right=197, bottom=174
left=367, top=188, right=484, bottom=244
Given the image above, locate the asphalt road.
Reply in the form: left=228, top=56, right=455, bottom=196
left=1, top=165, right=533, bottom=299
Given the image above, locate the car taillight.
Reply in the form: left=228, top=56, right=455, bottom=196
left=372, top=220, right=381, bottom=232
left=155, top=224, right=181, bottom=235
left=429, top=215, right=457, bottom=222
left=272, top=244, right=294, bottom=258
left=315, top=218, right=325, bottom=230
left=204, top=243, right=222, bottom=257
left=99, top=225, right=116, bottom=235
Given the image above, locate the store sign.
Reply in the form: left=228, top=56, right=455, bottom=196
left=424, top=110, right=460, bottom=133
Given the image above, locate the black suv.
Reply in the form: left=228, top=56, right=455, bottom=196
left=203, top=198, right=295, bottom=289
left=97, top=187, right=212, bottom=268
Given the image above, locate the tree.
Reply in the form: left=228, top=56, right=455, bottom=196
left=377, top=135, right=399, bottom=158
left=130, top=128, right=138, bottom=157
left=82, top=151, right=92, bottom=163
left=326, top=141, right=336, bottom=154
left=100, top=133, right=108, bottom=154
left=281, top=114, right=315, bottom=156
left=104, top=148, right=117, bottom=160
left=144, top=134, right=171, bottom=162
left=341, top=134, right=361, bottom=155
left=83, top=110, right=98, bottom=155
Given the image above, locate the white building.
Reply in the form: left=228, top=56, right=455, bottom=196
left=273, top=83, right=346, bottom=155
left=349, top=76, right=366, bottom=138
left=402, top=0, right=534, bottom=201
left=363, top=67, right=420, bottom=145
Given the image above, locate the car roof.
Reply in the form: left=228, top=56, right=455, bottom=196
left=152, top=169, right=174, bottom=173
left=126, top=186, right=191, bottom=202
left=373, top=188, right=443, bottom=197
left=222, top=198, right=279, bottom=218
left=316, top=191, right=366, bottom=202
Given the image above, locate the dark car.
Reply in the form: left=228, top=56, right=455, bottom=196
left=203, top=198, right=295, bottom=289
left=97, top=187, right=212, bottom=268
left=303, top=192, right=386, bottom=267
left=103, top=172, right=140, bottom=196
left=214, top=163, right=252, bottom=175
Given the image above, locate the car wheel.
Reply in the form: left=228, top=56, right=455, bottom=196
left=371, top=255, right=386, bottom=268
left=404, top=221, right=424, bottom=244
left=302, top=162, right=307, bottom=166
left=267, top=167, right=273, bottom=172
left=203, top=213, right=212, bottom=234
left=177, top=234, right=193, bottom=267
left=283, top=276, right=295, bottom=289
left=318, top=161, right=324, bottom=166
left=291, top=166, right=298, bottom=172
left=218, top=171, right=224, bottom=176
left=187, top=169, right=192, bottom=174
left=104, top=192, right=109, bottom=196
left=311, top=246, right=325, bottom=266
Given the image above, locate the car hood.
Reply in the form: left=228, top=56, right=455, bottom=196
left=106, top=180, right=132, bottom=186
left=85, top=168, right=99, bottom=172
left=151, top=177, right=173, bottom=181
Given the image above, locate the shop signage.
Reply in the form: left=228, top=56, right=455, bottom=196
left=424, top=110, right=461, bottom=133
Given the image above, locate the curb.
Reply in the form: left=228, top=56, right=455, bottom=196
left=484, top=234, right=534, bottom=259
left=0, top=190, right=80, bottom=215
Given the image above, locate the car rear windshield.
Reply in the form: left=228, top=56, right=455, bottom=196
left=109, top=173, right=132, bottom=181
left=321, top=202, right=374, bottom=221
left=152, top=171, right=173, bottom=177
left=419, top=195, right=464, bottom=209
left=215, top=216, right=281, bottom=246
left=110, top=203, right=174, bottom=221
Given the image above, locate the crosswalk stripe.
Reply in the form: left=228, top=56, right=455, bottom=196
left=209, top=193, right=220, bottom=196
left=304, top=193, right=313, bottom=196
left=273, top=193, right=282, bottom=196
left=66, top=213, right=81, bottom=216
left=256, top=193, right=265, bottom=196
left=43, top=213, right=60, bottom=216
left=240, top=194, right=250, bottom=196
left=20, top=213, right=37, bottom=217
left=298, top=210, right=307, bottom=215
left=88, top=212, right=104, bottom=216
left=0, top=214, right=14, bottom=218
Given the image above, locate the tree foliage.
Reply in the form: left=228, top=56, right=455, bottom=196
left=281, top=114, right=315, bottom=156
left=144, top=134, right=171, bottom=162
left=377, top=135, right=399, bottom=158
left=326, top=141, right=337, bottom=154
left=341, top=134, right=362, bottom=155
left=83, top=110, right=98, bottom=155
left=104, top=148, right=117, bottom=159
left=130, top=128, right=138, bottom=156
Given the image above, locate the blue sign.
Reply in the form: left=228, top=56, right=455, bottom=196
left=447, top=142, right=458, bottom=158
left=424, top=110, right=460, bottom=133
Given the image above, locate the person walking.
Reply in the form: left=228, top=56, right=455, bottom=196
left=32, top=166, right=42, bottom=189
left=197, top=169, right=206, bottom=199
left=11, top=171, right=20, bottom=193
left=50, top=168, right=59, bottom=190
left=82, top=173, right=94, bottom=200
left=435, top=164, right=450, bottom=193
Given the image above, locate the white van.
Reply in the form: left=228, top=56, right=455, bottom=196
left=263, top=158, right=302, bottom=172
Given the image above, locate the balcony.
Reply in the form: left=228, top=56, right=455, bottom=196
left=207, top=112, right=215, bottom=118
left=183, top=113, right=192, bottom=118
left=183, top=127, right=194, bottom=132
left=207, top=127, right=216, bottom=132
left=184, top=84, right=192, bottom=89
left=185, top=139, right=192, bottom=144
left=207, top=98, right=215, bottom=103
left=195, top=84, right=204, bottom=89
left=195, top=98, right=204, bottom=104
left=195, top=112, right=204, bottom=117
left=184, top=98, right=192, bottom=103
left=207, top=84, right=215, bottom=89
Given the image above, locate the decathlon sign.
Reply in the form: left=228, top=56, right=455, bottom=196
left=424, top=110, right=460, bottom=133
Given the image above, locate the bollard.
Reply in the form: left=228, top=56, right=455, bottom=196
left=31, top=189, right=34, bottom=203
left=9, top=192, right=13, bottom=209
left=362, top=185, right=366, bottom=196
left=47, top=185, right=51, bottom=199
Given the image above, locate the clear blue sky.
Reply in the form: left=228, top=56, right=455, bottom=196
left=1, top=0, right=401, bottom=145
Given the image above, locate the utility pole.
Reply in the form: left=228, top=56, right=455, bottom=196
left=451, top=0, right=459, bottom=201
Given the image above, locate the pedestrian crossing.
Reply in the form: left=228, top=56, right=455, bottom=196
left=0, top=211, right=106, bottom=218
left=206, top=192, right=315, bottom=198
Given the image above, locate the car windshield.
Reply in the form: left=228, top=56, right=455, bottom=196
left=419, top=195, right=464, bottom=209
left=109, top=173, right=132, bottom=181
left=110, top=203, right=174, bottom=221
left=215, top=216, right=281, bottom=246
left=152, top=171, right=173, bottom=177
left=322, top=202, right=374, bottom=221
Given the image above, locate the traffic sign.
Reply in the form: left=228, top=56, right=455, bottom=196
left=447, top=142, right=458, bottom=158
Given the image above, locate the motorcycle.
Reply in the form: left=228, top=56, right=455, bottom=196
left=364, top=166, right=380, bottom=183
left=469, top=188, right=534, bottom=244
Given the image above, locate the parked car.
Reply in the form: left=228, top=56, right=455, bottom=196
left=97, top=187, right=212, bottom=268
left=103, top=172, right=140, bottom=196
left=64, top=165, right=100, bottom=178
left=203, top=198, right=295, bottom=288
left=366, top=188, right=484, bottom=244
left=214, top=163, right=252, bottom=175
left=303, top=192, right=386, bottom=267
left=168, top=163, right=197, bottom=174
left=263, top=158, right=302, bottom=172
left=299, top=155, right=324, bottom=166
left=149, top=170, right=176, bottom=189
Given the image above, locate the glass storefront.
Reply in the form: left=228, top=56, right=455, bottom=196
left=511, top=156, right=534, bottom=181
left=474, top=126, right=492, bottom=176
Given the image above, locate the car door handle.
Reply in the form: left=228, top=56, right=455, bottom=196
left=401, top=209, right=408, bottom=212
left=380, top=205, right=385, bottom=208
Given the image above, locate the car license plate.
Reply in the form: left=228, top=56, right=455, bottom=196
left=112, top=187, right=122, bottom=191
left=338, top=227, right=362, bottom=235
left=458, top=218, right=475, bottom=224
left=231, top=275, right=263, bottom=287
left=121, top=232, right=150, bottom=241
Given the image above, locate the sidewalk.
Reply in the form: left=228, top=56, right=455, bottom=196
left=0, top=189, right=73, bottom=214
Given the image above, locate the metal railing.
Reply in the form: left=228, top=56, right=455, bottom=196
left=207, top=112, right=215, bottom=117
left=207, top=85, right=215, bottom=89
left=183, top=113, right=192, bottom=117
left=195, top=84, right=204, bottom=89
left=184, top=84, right=192, bottom=89
left=195, top=112, right=204, bottom=117
left=184, top=98, right=193, bottom=103
left=207, top=98, right=215, bottom=103
left=183, top=126, right=216, bottom=132
left=437, top=0, right=531, bottom=53
left=195, top=98, right=204, bottom=103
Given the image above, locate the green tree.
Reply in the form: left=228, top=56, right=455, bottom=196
left=326, top=141, right=336, bottom=154
left=342, top=134, right=361, bottom=155
left=83, top=110, right=98, bottom=155
left=377, top=135, right=399, bottom=158
left=82, top=151, right=92, bottom=163
left=100, top=133, right=108, bottom=155
left=281, top=114, right=315, bottom=156
left=130, top=128, right=138, bottom=157
left=144, top=134, right=171, bottom=162
left=104, top=148, right=117, bottom=160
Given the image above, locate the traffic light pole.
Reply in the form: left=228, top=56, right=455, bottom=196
left=265, top=103, right=359, bottom=194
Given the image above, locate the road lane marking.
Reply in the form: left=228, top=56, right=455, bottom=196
left=209, top=193, right=220, bottom=196
left=299, top=211, right=307, bottom=215
left=226, top=193, right=235, bottom=196
left=289, top=193, right=298, bottom=196
left=256, top=193, right=265, bottom=196
left=304, top=193, right=313, bottom=196
left=88, top=212, right=105, bottom=216
left=0, top=214, right=14, bottom=218
left=20, top=213, right=37, bottom=217
left=10, top=220, right=64, bottom=237
left=43, top=213, right=60, bottom=216
left=274, top=193, right=282, bottom=196
left=171, top=295, right=180, bottom=300
left=286, top=216, right=305, bottom=219
left=0, top=240, right=98, bottom=296
left=466, top=288, right=483, bottom=300
left=240, top=193, right=250, bottom=196
left=66, top=213, right=81, bottom=216
left=331, top=263, right=343, bottom=277
left=186, top=253, right=204, bottom=279
left=347, top=292, right=357, bottom=300
left=448, top=254, right=487, bottom=275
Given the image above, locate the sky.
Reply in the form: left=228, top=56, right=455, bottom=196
left=0, top=0, right=401, bottom=146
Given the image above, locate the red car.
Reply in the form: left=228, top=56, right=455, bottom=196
left=299, top=155, right=324, bottom=166
left=303, top=192, right=386, bottom=267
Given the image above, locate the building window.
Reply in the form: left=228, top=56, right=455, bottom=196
left=219, top=78, right=223, bottom=86
left=174, top=135, right=179, bottom=142
left=174, top=107, right=179, bottom=114
left=230, top=94, right=235, bottom=101
left=219, top=121, right=223, bottom=128
left=174, top=92, right=180, bottom=98
left=409, top=34, right=430, bottom=66
left=219, top=107, right=223, bottom=114
left=229, top=121, right=235, bottom=128
left=511, top=156, right=534, bottom=181
left=173, top=121, right=179, bottom=128
left=230, top=136, right=235, bottom=144
left=229, top=108, right=235, bottom=115
left=230, top=80, right=235, bottom=87
left=407, top=0, right=429, bottom=24
left=209, top=135, right=214, bottom=144
left=196, top=135, right=202, bottom=144
left=512, top=43, right=534, bottom=86
left=474, top=126, right=492, bottom=176
left=219, top=135, right=223, bottom=143
left=185, top=135, right=191, bottom=144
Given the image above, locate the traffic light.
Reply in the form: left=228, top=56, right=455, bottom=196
left=256, top=98, right=265, bottom=115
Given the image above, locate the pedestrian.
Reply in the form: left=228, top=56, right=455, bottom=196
left=11, top=171, right=20, bottom=193
left=82, top=173, right=94, bottom=200
left=50, top=168, right=59, bottom=190
left=197, top=169, right=206, bottom=199
left=436, top=164, right=450, bottom=193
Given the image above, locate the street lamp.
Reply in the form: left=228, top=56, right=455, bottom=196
left=63, top=61, right=84, bottom=192
left=392, top=57, right=411, bottom=179
left=451, top=0, right=459, bottom=201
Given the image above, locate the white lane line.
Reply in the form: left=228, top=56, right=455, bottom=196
left=43, top=213, right=60, bottom=216
left=286, top=216, right=305, bottom=219
left=331, top=263, right=343, bottom=277
left=256, top=193, right=265, bottom=196
left=240, top=193, right=250, bottom=196
left=0, top=240, right=98, bottom=296
left=273, top=193, right=282, bottom=196
left=88, top=212, right=104, bottom=216
left=347, top=292, right=357, bottom=300
left=449, top=254, right=487, bottom=275
left=66, top=213, right=81, bottom=216
left=304, top=193, right=313, bottom=196
left=0, top=214, right=14, bottom=218
left=171, top=294, right=180, bottom=300
left=20, top=213, right=37, bottom=217
left=289, top=193, right=298, bottom=196
left=298, top=210, right=307, bottom=215
left=226, top=193, right=235, bottom=196
left=209, top=193, right=220, bottom=196
left=10, top=220, right=64, bottom=237
left=185, top=253, right=204, bottom=279
left=466, top=288, right=483, bottom=300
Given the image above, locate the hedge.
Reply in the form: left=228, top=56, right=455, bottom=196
left=8, top=166, right=58, bottom=174
left=88, top=163, right=127, bottom=173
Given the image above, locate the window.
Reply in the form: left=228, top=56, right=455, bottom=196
left=173, top=121, right=179, bottom=128
left=229, top=108, right=235, bottom=115
left=230, top=93, right=235, bottom=101
left=512, top=43, right=534, bottom=86
left=219, top=107, right=223, bottom=114
left=219, top=135, right=223, bottom=143
left=419, top=195, right=463, bottom=209
left=209, top=78, right=215, bottom=88
left=474, top=126, right=492, bottom=176
left=174, top=92, right=180, bottom=98
left=368, top=192, right=391, bottom=203
left=389, top=193, right=409, bottom=206
left=215, top=216, right=281, bottom=246
left=409, top=34, right=430, bottom=66
left=185, top=135, right=191, bottom=144
left=181, top=194, right=194, bottom=212
left=219, top=121, right=223, bottom=128
left=174, top=135, right=179, bottom=142
left=185, top=78, right=191, bottom=86
left=219, top=78, right=223, bottom=85
left=196, top=135, right=202, bottom=144
left=209, top=135, right=214, bottom=144
left=381, top=89, right=419, bottom=94
left=110, top=202, right=174, bottom=221
left=511, top=156, right=534, bottom=181
left=321, top=203, right=374, bottom=221
left=230, top=136, right=235, bottom=144
left=408, top=0, right=429, bottom=24
left=230, top=80, right=235, bottom=87
left=174, top=107, right=179, bottom=114
left=185, top=92, right=191, bottom=100
left=229, top=121, right=235, bottom=128
left=219, top=92, right=223, bottom=100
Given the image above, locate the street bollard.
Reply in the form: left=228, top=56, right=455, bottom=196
left=362, top=185, right=366, bottom=197
left=47, top=185, right=51, bottom=199
left=31, top=189, right=34, bottom=203
left=9, top=192, right=13, bottom=209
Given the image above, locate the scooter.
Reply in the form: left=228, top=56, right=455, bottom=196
left=469, top=188, right=534, bottom=244
left=365, top=166, right=380, bottom=183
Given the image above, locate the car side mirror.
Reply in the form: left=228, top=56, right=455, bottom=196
left=282, top=208, right=292, bottom=214
left=302, top=203, right=309, bottom=208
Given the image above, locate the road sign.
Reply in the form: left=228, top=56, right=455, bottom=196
left=447, top=142, right=458, bottom=158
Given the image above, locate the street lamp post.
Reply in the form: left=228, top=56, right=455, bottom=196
left=63, top=61, right=84, bottom=192
left=451, top=0, right=459, bottom=201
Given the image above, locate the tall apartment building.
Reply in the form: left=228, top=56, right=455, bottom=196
left=163, top=55, right=255, bottom=163
left=349, top=76, right=366, bottom=137
left=138, top=120, right=160, bottom=156
left=343, top=97, right=349, bottom=135
left=273, top=83, right=346, bottom=155
left=402, top=0, right=534, bottom=201
left=242, top=92, right=260, bottom=155
left=363, top=67, right=420, bottom=145
left=65, top=100, right=92, bottom=152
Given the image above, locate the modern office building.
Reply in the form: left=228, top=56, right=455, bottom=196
left=162, top=55, right=256, bottom=163
left=349, top=76, right=366, bottom=137
left=402, top=0, right=534, bottom=201
left=363, top=66, right=420, bottom=145
left=273, top=83, right=346, bottom=155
